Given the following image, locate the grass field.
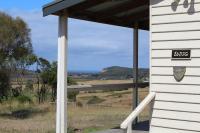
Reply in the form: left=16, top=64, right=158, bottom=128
left=0, top=80, right=149, bottom=133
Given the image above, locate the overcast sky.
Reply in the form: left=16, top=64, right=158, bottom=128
left=0, top=0, right=149, bottom=72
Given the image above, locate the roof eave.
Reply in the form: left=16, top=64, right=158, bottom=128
left=42, top=0, right=85, bottom=16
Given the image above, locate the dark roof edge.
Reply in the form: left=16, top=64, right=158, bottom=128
left=42, top=0, right=85, bottom=17
left=42, top=0, right=64, bottom=9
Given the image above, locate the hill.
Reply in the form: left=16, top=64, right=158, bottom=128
left=98, top=66, right=149, bottom=81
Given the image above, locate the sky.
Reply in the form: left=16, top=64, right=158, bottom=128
left=0, top=0, right=149, bottom=72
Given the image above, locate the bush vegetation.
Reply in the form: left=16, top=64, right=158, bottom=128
left=87, top=96, right=105, bottom=105
left=0, top=10, right=87, bottom=132
left=15, top=95, right=32, bottom=104
left=0, top=11, right=79, bottom=117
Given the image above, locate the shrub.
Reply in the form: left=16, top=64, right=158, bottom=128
left=87, top=96, right=105, bottom=105
left=68, top=127, right=75, bottom=133
left=76, top=101, right=83, bottom=107
left=67, top=77, right=77, bottom=85
left=0, top=70, right=10, bottom=100
left=11, top=109, right=31, bottom=119
left=15, top=95, right=32, bottom=103
left=68, top=91, right=79, bottom=102
left=25, top=80, right=34, bottom=91
left=11, top=87, right=22, bottom=97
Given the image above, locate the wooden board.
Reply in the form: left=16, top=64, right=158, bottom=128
left=152, top=22, right=200, bottom=32
left=151, top=84, right=200, bottom=94
left=150, top=126, right=197, bottom=133
left=151, top=118, right=200, bottom=131
left=152, top=49, right=200, bottom=58
left=152, top=31, right=200, bottom=41
left=151, top=0, right=200, bottom=7
left=155, top=93, right=200, bottom=103
left=152, top=40, right=200, bottom=50
left=152, top=109, right=200, bottom=122
left=152, top=3, right=200, bottom=16
left=154, top=101, right=200, bottom=112
left=151, top=58, right=200, bottom=66
left=152, top=13, right=200, bottom=24
left=152, top=75, right=200, bottom=84
left=151, top=67, right=200, bottom=75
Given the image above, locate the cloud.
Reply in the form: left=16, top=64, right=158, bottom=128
left=1, top=9, right=149, bottom=71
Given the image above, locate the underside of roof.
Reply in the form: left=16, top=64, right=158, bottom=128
left=43, top=0, right=149, bottom=30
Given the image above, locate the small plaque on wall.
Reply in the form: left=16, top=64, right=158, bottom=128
left=172, top=49, right=191, bottom=60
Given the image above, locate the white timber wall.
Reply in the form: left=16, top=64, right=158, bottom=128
left=150, top=0, right=200, bottom=132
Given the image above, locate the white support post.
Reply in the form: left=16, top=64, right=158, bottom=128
left=133, top=23, right=139, bottom=123
left=56, top=15, right=68, bottom=133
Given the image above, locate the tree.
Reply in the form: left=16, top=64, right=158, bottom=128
left=0, top=70, right=10, bottom=100
left=25, top=80, right=34, bottom=92
left=39, top=58, right=51, bottom=103
left=47, top=62, right=57, bottom=101
left=47, top=62, right=78, bottom=102
left=14, top=54, right=37, bottom=93
left=33, top=58, right=52, bottom=103
left=0, top=12, right=33, bottom=66
left=0, top=12, right=33, bottom=99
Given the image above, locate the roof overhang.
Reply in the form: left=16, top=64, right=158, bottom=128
left=43, top=0, right=149, bottom=30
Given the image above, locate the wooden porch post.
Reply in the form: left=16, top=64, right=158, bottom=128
left=133, top=23, right=139, bottom=123
left=56, top=14, right=68, bottom=133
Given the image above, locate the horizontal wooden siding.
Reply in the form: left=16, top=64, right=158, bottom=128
left=150, top=0, right=200, bottom=132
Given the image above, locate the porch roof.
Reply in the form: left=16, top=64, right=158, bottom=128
left=42, top=0, right=149, bottom=30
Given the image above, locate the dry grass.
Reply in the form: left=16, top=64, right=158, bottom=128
left=68, top=87, right=150, bottom=131
left=68, top=105, right=130, bottom=130
left=0, top=103, right=56, bottom=133
left=0, top=80, right=149, bottom=133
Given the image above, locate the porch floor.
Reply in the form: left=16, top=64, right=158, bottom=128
left=94, top=129, right=148, bottom=133
left=94, top=121, right=149, bottom=133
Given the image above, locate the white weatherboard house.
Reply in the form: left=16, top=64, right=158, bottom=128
left=42, top=0, right=200, bottom=133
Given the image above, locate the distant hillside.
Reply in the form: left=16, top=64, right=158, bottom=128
left=98, top=66, right=149, bottom=81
